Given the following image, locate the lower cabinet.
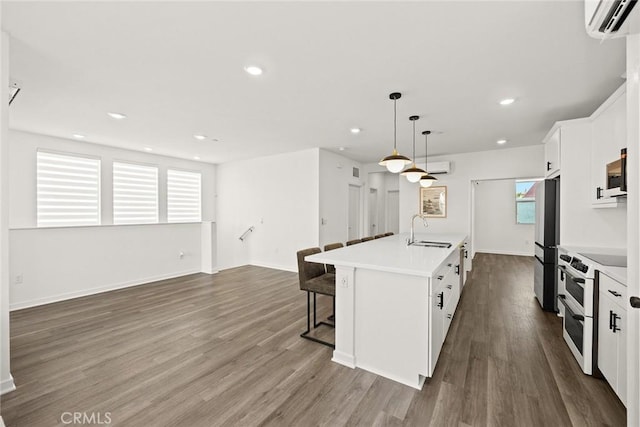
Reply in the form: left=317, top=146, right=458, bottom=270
left=597, top=272, right=627, bottom=406
left=429, top=251, right=462, bottom=374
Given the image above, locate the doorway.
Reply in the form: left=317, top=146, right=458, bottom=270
left=348, top=184, right=361, bottom=240
left=368, top=188, right=378, bottom=237
left=387, top=190, right=400, bottom=234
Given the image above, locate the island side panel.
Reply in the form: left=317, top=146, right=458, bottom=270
left=353, top=268, right=429, bottom=389
left=332, top=266, right=356, bottom=368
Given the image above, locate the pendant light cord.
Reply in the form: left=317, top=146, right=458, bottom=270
left=393, top=98, right=397, bottom=150
left=412, top=120, right=416, bottom=160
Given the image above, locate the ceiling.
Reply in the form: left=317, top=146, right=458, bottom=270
left=3, top=1, right=626, bottom=165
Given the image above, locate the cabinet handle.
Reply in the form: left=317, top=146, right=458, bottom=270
left=455, top=265, right=460, bottom=275
left=609, top=310, right=614, bottom=331
left=437, top=292, right=444, bottom=309
left=612, top=312, right=621, bottom=333
left=437, top=275, right=444, bottom=280
left=546, top=161, right=551, bottom=171
left=596, top=187, right=603, bottom=200
left=608, top=290, right=621, bottom=297
left=464, top=250, right=468, bottom=259
left=447, top=284, right=452, bottom=289
left=446, top=314, right=453, bottom=319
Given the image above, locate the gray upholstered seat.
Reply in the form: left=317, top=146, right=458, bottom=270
left=323, top=242, right=344, bottom=274
left=297, top=247, right=336, bottom=348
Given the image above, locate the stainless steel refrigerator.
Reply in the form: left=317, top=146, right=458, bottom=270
left=534, top=178, right=559, bottom=311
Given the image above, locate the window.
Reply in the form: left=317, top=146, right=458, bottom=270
left=516, top=180, right=537, bottom=224
left=113, top=162, right=158, bottom=224
left=167, top=169, right=202, bottom=223
left=37, top=151, right=101, bottom=227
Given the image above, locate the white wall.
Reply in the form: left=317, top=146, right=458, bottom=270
left=1, top=28, right=15, bottom=395
left=319, top=149, right=363, bottom=247
left=10, top=224, right=202, bottom=310
left=7, top=130, right=217, bottom=309
left=368, top=145, right=544, bottom=251
left=473, top=179, right=536, bottom=256
left=560, top=121, right=627, bottom=248
left=217, top=148, right=320, bottom=272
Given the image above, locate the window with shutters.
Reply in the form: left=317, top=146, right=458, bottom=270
left=37, top=151, right=101, bottom=227
left=167, top=169, right=202, bottom=223
left=112, top=162, right=159, bottom=224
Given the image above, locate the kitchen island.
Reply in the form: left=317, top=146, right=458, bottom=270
left=306, top=232, right=468, bottom=389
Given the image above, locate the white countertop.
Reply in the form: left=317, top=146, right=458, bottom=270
left=559, top=244, right=627, bottom=285
left=306, top=233, right=467, bottom=278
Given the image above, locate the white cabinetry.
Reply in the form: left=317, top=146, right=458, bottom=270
left=591, top=86, right=626, bottom=208
left=428, top=250, right=461, bottom=374
left=597, top=272, right=627, bottom=406
left=462, top=237, right=471, bottom=286
left=544, top=128, right=561, bottom=178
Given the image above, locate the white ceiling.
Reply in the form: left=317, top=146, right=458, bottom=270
left=3, top=1, right=626, bottom=164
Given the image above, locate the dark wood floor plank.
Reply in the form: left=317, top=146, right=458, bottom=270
left=1, top=255, right=627, bottom=427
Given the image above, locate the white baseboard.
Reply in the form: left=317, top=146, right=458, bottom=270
left=200, top=268, right=219, bottom=275
left=332, top=350, right=356, bottom=368
left=475, top=249, right=534, bottom=257
left=249, top=261, right=297, bottom=273
left=10, top=269, right=200, bottom=311
left=0, top=374, right=16, bottom=395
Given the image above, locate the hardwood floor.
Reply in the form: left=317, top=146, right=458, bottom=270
left=1, top=254, right=626, bottom=426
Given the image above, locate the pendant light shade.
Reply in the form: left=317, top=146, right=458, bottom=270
left=401, top=115, right=427, bottom=183
left=420, top=130, right=438, bottom=188
left=379, top=92, right=411, bottom=173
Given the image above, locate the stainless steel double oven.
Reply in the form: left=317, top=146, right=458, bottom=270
left=557, top=252, right=596, bottom=375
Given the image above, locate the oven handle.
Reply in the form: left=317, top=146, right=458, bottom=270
left=558, top=294, right=585, bottom=321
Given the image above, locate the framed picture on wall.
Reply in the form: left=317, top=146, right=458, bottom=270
left=420, top=186, right=447, bottom=218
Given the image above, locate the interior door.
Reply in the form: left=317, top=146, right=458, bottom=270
left=387, top=190, right=400, bottom=234
left=348, top=185, right=360, bottom=240
left=368, top=188, right=378, bottom=237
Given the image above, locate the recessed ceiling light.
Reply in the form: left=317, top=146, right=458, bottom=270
left=497, top=139, right=507, bottom=145
left=193, top=134, right=207, bottom=140
left=107, top=112, right=127, bottom=120
left=339, top=147, right=346, bottom=151
left=244, top=65, right=263, bottom=76
left=350, top=128, right=361, bottom=134
left=72, top=134, right=85, bottom=139
left=144, top=147, right=153, bottom=152
left=499, top=98, right=515, bottom=106
left=193, top=156, right=201, bottom=160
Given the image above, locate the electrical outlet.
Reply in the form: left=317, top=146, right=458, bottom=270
left=14, top=274, right=23, bottom=285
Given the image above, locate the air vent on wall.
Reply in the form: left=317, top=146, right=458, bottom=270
left=353, top=167, right=360, bottom=178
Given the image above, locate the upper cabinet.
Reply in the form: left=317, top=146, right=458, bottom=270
left=591, top=86, right=627, bottom=208
left=544, top=128, right=561, bottom=178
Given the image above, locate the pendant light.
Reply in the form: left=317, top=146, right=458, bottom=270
left=420, top=130, right=438, bottom=188
left=401, top=115, right=427, bottom=183
left=379, top=92, right=411, bottom=173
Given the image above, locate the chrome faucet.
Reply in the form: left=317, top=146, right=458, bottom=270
left=408, top=213, right=429, bottom=245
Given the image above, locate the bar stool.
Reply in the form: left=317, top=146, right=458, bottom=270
left=361, top=236, right=374, bottom=242
left=346, top=239, right=362, bottom=246
left=374, top=234, right=385, bottom=239
left=384, top=232, right=394, bottom=236
left=296, top=247, right=335, bottom=348
left=323, top=242, right=344, bottom=274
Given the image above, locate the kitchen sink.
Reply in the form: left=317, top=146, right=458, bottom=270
left=410, top=240, right=452, bottom=248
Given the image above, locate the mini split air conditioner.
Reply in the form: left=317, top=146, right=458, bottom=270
left=586, top=0, right=639, bottom=39
left=426, top=161, right=450, bottom=175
